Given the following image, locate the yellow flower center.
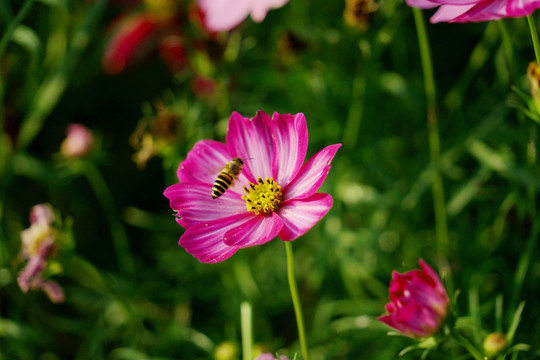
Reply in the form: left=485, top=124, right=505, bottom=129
left=241, top=177, right=283, bottom=215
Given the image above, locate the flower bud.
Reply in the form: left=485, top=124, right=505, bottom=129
left=60, top=124, right=94, bottom=158
left=214, top=341, right=238, bottom=360
left=528, top=61, right=540, bottom=114
left=378, top=259, right=450, bottom=338
left=483, top=332, right=507, bottom=357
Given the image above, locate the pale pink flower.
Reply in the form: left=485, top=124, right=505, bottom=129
left=378, top=259, right=450, bottom=338
left=60, top=124, right=94, bottom=158
left=18, top=204, right=65, bottom=303
left=198, top=0, right=289, bottom=32
left=407, top=0, right=540, bottom=23
left=164, top=111, right=341, bottom=263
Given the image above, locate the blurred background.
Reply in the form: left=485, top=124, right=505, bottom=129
left=1, top=0, right=540, bottom=359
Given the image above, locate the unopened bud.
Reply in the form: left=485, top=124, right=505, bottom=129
left=61, top=124, right=93, bottom=158
left=527, top=61, right=540, bottom=114
left=483, top=332, right=507, bottom=357
left=214, top=341, right=238, bottom=360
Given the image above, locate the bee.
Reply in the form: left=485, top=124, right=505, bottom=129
left=212, top=157, right=244, bottom=199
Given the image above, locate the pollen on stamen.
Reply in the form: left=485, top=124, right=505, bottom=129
left=241, top=177, right=283, bottom=215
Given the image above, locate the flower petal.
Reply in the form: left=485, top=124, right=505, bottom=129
left=224, top=212, right=283, bottom=247
left=406, top=0, right=440, bottom=8
left=179, top=213, right=252, bottom=263
left=272, top=113, right=308, bottom=187
left=430, top=4, right=475, bottom=22
left=198, top=0, right=252, bottom=32
left=102, top=13, right=157, bottom=74
left=250, top=0, right=289, bottom=21
left=284, top=144, right=341, bottom=200
left=164, top=183, right=246, bottom=228
left=507, top=0, right=540, bottom=17
left=277, top=193, right=333, bottom=241
left=227, top=111, right=276, bottom=181
left=177, top=139, right=251, bottom=189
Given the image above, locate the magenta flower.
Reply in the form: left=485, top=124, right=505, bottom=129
left=407, top=0, right=540, bottom=23
left=102, top=0, right=185, bottom=74
left=198, top=0, right=290, bottom=32
left=164, top=111, right=341, bottom=263
left=378, top=259, right=450, bottom=338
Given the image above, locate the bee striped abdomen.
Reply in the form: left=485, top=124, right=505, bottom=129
left=211, top=157, right=244, bottom=199
left=212, top=172, right=233, bottom=199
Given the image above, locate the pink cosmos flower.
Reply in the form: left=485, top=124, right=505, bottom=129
left=378, top=259, right=450, bottom=338
left=18, top=204, right=65, bottom=303
left=60, top=124, right=94, bottom=158
left=198, top=0, right=290, bottom=32
left=163, top=111, right=341, bottom=263
left=407, top=0, right=540, bottom=23
left=102, top=0, right=186, bottom=74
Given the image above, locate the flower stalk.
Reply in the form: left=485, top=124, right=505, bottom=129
left=83, top=161, right=134, bottom=274
left=527, top=15, right=540, bottom=64
left=412, top=8, right=450, bottom=258
left=241, top=301, right=253, bottom=360
left=285, top=241, right=310, bottom=360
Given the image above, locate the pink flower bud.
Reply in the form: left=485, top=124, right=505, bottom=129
left=378, top=259, right=450, bottom=338
left=61, top=124, right=94, bottom=158
left=29, top=203, right=55, bottom=226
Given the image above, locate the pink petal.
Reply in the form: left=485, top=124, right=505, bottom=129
left=277, top=193, right=333, bottom=241
left=226, top=111, right=276, bottom=182
left=30, top=204, right=55, bottom=225
left=452, top=0, right=507, bottom=21
left=507, top=0, right=540, bottom=16
left=197, top=0, right=252, bottom=31
left=179, top=213, right=252, bottom=263
left=41, top=280, right=65, bottom=303
left=176, top=140, right=251, bottom=189
left=272, top=113, right=308, bottom=187
left=164, top=183, right=246, bottom=228
left=224, top=212, right=283, bottom=247
left=430, top=4, right=476, bottom=22
left=284, top=144, right=341, bottom=200
left=102, top=13, right=157, bottom=74
left=250, top=0, right=289, bottom=21
left=406, top=0, right=440, bottom=8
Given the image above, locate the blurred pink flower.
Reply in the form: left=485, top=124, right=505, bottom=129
left=102, top=0, right=186, bottom=74
left=378, top=259, right=450, bottom=338
left=18, top=204, right=65, bottom=304
left=198, top=0, right=289, bottom=31
left=60, top=124, right=94, bottom=158
left=164, top=111, right=341, bottom=263
left=407, top=0, right=540, bottom=23
left=255, top=353, right=289, bottom=360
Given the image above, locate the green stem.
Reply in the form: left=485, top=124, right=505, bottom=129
left=0, top=0, right=35, bottom=129
left=16, top=0, right=107, bottom=150
left=83, top=161, right=134, bottom=274
left=527, top=15, right=540, bottom=64
left=343, top=74, right=365, bottom=150
left=412, top=8, right=450, bottom=258
left=240, top=301, right=253, bottom=360
left=451, top=331, right=485, bottom=360
left=511, top=216, right=540, bottom=310
left=496, top=20, right=516, bottom=82
left=285, top=241, right=310, bottom=360
left=0, top=0, right=35, bottom=59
